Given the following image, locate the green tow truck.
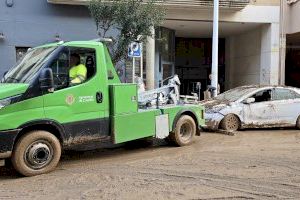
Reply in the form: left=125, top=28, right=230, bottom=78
left=0, top=40, right=204, bottom=176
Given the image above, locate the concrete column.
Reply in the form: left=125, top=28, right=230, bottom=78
left=146, top=26, right=155, bottom=90
left=260, top=23, right=280, bottom=85
left=225, top=37, right=235, bottom=90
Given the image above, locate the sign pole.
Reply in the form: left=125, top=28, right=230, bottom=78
left=211, top=0, right=219, bottom=97
left=132, top=57, right=135, bottom=83
left=140, top=43, right=143, bottom=79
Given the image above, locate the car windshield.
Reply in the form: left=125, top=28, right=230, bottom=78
left=214, top=87, right=258, bottom=102
left=1, top=47, right=57, bottom=83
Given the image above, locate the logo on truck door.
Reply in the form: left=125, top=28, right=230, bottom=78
left=66, top=94, right=75, bottom=105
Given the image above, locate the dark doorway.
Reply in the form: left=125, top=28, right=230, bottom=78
left=175, top=38, right=225, bottom=99
left=285, top=33, right=300, bottom=87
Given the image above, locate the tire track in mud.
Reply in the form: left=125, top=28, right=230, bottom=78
left=1, top=131, right=300, bottom=200
left=134, top=168, right=299, bottom=199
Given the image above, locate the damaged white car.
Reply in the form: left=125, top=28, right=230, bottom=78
left=201, top=85, right=300, bottom=131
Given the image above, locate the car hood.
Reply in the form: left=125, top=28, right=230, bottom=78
left=200, top=99, right=231, bottom=109
left=0, top=83, right=29, bottom=99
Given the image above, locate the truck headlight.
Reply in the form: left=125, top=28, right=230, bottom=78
left=0, top=95, right=21, bottom=109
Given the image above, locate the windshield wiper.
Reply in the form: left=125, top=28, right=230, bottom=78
left=3, top=76, right=20, bottom=83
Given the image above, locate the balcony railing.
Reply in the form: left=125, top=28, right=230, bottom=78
left=48, top=0, right=250, bottom=10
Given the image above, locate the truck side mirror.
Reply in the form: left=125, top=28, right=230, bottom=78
left=39, top=68, right=54, bottom=92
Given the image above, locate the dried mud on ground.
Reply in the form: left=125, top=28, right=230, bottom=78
left=1, top=130, right=300, bottom=200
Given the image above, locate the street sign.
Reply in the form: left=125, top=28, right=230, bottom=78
left=128, top=42, right=142, bottom=57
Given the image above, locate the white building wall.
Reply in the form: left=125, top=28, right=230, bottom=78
left=260, top=23, right=280, bottom=85
left=227, top=27, right=261, bottom=88
left=285, top=1, right=300, bottom=34
left=226, top=22, right=280, bottom=88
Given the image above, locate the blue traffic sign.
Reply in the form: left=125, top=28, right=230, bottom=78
left=128, top=42, right=142, bottom=57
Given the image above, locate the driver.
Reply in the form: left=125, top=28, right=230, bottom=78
left=69, top=53, right=87, bottom=85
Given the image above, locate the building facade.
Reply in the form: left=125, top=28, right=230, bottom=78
left=283, top=0, right=300, bottom=88
left=0, top=0, right=98, bottom=75
left=0, top=0, right=281, bottom=97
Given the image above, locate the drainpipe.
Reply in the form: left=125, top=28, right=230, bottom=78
left=211, top=0, right=219, bottom=97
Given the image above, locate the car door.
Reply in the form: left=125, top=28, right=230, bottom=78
left=271, top=88, right=300, bottom=126
left=242, top=89, right=278, bottom=126
left=43, top=46, right=110, bottom=145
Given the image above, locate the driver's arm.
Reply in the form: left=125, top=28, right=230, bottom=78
left=70, top=64, right=87, bottom=84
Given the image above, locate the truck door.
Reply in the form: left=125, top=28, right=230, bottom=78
left=43, top=46, right=110, bottom=146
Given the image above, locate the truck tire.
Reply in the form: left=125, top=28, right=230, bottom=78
left=169, top=115, right=196, bottom=146
left=11, top=130, right=61, bottom=177
left=220, top=114, right=240, bottom=131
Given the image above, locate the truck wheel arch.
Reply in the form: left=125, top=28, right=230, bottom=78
left=15, top=120, right=65, bottom=148
left=172, top=110, right=200, bottom=136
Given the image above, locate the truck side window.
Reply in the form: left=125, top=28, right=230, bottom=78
left=48, top=47, right=96, bottom=90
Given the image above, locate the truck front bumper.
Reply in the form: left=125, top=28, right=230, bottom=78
left=0, top=129, right=20, bottom=161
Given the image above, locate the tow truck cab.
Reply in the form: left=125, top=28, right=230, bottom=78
left=0, top=40, right=204, bottom=176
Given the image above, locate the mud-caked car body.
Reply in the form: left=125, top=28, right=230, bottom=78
left=201, top=85, right=300, bottom=131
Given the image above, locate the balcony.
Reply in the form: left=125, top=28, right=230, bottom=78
left=47, top=0, right=250, bottom=10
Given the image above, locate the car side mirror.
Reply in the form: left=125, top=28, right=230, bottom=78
left=243, top=97, right=255, bottom=104
left=39, top=68, right=54, bottom=93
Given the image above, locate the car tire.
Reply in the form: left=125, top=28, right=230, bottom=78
left=220, top=114, right=240, bottom=131
left=11, top=130, right=61, bottom=177
left=296, top=116, right=300, bottom=129
left=169, top=115, right=196, bottom=146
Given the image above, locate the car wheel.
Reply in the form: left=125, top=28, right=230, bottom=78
left=220, top=114, right=240, bottom=131
left=12, top=130, right=61, bottom=177
left=296, top=116, right=300, bottom=129
left=169, top=115, right=196, bottom=146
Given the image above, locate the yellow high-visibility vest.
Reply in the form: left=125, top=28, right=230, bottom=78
left=69, top=64, right=87, bottom=84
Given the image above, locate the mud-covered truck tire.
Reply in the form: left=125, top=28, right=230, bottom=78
left=11, top=130, right=61, bottom=177
left=220, top=114, right=240, bottom=131
left=169, top=115, right=196, bottom=146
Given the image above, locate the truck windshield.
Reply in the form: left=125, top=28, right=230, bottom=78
left=1, top=47, right=57, bottom=83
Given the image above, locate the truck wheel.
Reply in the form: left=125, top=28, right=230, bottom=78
left=220, top=114, right=240, bottom=131
left=12, top=130, right=61, bottom=177
left=169, top=115, right=196, bottom=146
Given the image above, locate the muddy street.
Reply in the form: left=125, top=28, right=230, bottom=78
left=1, top=130, right=300, bottom=200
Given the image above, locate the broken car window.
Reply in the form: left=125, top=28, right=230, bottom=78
left=250, top=89, right=272, bottom=103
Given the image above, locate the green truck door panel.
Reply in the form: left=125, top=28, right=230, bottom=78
left=43, top=77, right=110, bottom=145
left=43, top=81, right=106, bottom=122
left=112, top=109, right=161, bottom=144
left=43, top=45, right=111, bottom=145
